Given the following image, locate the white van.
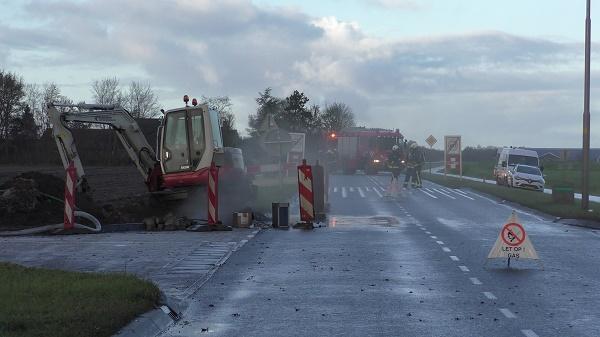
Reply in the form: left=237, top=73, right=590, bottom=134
left=493, top=147, right=540, bottom=185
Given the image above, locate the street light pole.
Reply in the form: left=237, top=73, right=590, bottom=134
left=583, top=0, right=592, bottom=210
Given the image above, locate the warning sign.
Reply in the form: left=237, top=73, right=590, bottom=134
left=501, top=223, right=525, bottom=247
left=488, top=211, right=538, bottom=260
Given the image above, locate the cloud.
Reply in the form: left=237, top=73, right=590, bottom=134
left=367, top=0, right=421, bottom=10
left=0, top=0, right=593, bottom=146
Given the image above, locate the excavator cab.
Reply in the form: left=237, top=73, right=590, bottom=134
left=158, top=102, right=224, bottom=190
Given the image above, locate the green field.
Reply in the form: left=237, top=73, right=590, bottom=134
left=0, top=263, right=160, bottom=337
left=451, top=161, right=600, bottom=195
left=423, top=173, right=600, bottom=221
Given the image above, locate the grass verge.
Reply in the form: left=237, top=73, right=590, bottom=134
left=455, top=161, right=600, bottom=195
left=0, top=263, right=160, bottom=337
left=423, top=173, right=600, bottom=221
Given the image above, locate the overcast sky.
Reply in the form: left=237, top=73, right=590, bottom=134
left=1, top=0, right=600, bottom=148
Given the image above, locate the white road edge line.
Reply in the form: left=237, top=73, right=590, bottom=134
left=450, top=255, right=460, bottom=261
left=419, top=189, right=438, bottom=199
left=521, top=330, right=539, bottom=337
left=483, top=292, right=497, bottom=300
left=469, top=277, right=482, bottom=285
left=458, top=265, right=470, bottom=272
left=499, top=308, right=517, bottom=318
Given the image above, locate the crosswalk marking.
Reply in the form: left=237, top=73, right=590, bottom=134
left=448, top=188, right=475, bottom=200
left=357, top=187, right=366, bottom=198
left=373, top=187, right=383, bottom=198
left=432, top=188, right=456, bottom=199
left=419, top=189, right=438, bottom=199
left=342, top=187, right=347, bottom=198
left=333, top=187, right=338, bottom=193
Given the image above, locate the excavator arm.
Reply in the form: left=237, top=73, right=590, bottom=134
left=48, top=103, right=161, bottom=192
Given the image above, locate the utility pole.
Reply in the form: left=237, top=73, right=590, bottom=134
left=582, top=0, right=591, bottom=210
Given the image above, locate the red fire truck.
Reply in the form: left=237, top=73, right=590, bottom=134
left=331, top=127, right=404, bottom=174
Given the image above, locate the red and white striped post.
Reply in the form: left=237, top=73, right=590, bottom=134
left=297, top=159, right=315, bottom=224
left=64, top=161, right=76, bottom=230
left=207, top=162, right=220, bottom=225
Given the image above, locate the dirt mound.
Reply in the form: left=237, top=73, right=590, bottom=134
left=0, top=172, right=105, bottom=230
left=0, top=171, right=65, bottom=198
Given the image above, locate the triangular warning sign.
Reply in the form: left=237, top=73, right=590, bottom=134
left=488, top=211, right=539, bottom=260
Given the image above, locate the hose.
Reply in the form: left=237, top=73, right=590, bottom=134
left=0, top=211, right=101, bottom=236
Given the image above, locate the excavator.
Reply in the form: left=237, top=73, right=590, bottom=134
left=48, top=95, right=224, bottom=195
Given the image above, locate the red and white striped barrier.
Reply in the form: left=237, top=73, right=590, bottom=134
left=207, top=162, right=220, bottom=225
left=297, top=159, right=315, bottom=223
left=64, top=161, right=76, bottom=230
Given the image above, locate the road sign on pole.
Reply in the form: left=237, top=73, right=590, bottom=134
left=487, top=211, right=539, bottom=266
left=426, top=135, right=437, bottom=148
left=444, top=135, right=462, bottom=177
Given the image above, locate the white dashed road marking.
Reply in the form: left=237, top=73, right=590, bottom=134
left=333, top=187, right=338, bottom=193
left=483, top=292, right=497, bottom=300
left=458, top=265, right=470, bottom=272
left=436, top=240, right=444, bottom=245
left=425, top=231, right=431, bottom=234
left=521, top=330, right=539, bottom=337
left=469, top=277, right=482, bottom=285
left=450, top=256, right=460, bottom=261
left=442, top=247, right=451, bottom=252
left=342, top=187, right=347, bottom=198
left=430, top=235, right=438, bottom=239
left=349, top=187, right=354, bottom=192
left=499, top=308, right=517, bottom=318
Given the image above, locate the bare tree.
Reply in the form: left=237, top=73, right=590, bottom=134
left=321, top=102, right=356, bottom=132
left=125, top=81, right=159, bottom=118
left=23, top=83, right=44, bottom=135
left=91, top=77, right=124, bottom=106
left=0, top=70, right=25, bottom=139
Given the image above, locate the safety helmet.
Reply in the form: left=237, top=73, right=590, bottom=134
left=392, top=145, right=399, bottom=151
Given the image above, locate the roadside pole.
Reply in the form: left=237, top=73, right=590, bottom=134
left=582, top=0, right=592, bottom=210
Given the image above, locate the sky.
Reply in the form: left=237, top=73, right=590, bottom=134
left=1, top=0, right=600, bottom=148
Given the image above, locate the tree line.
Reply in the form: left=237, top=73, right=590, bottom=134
left=0, top=68, right=357, bottom=165
left=247, top=87, right=355, bottom=136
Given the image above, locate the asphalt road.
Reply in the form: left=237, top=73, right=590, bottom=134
left=160, top=173, right=600, bottom=337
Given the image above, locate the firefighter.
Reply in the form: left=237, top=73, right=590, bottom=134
left=388, top=145, right=403, bottom=182
left=403, top=142, right=424, bottom=188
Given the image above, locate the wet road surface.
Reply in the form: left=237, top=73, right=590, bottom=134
left=160, top=174, right=600, bottom=337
